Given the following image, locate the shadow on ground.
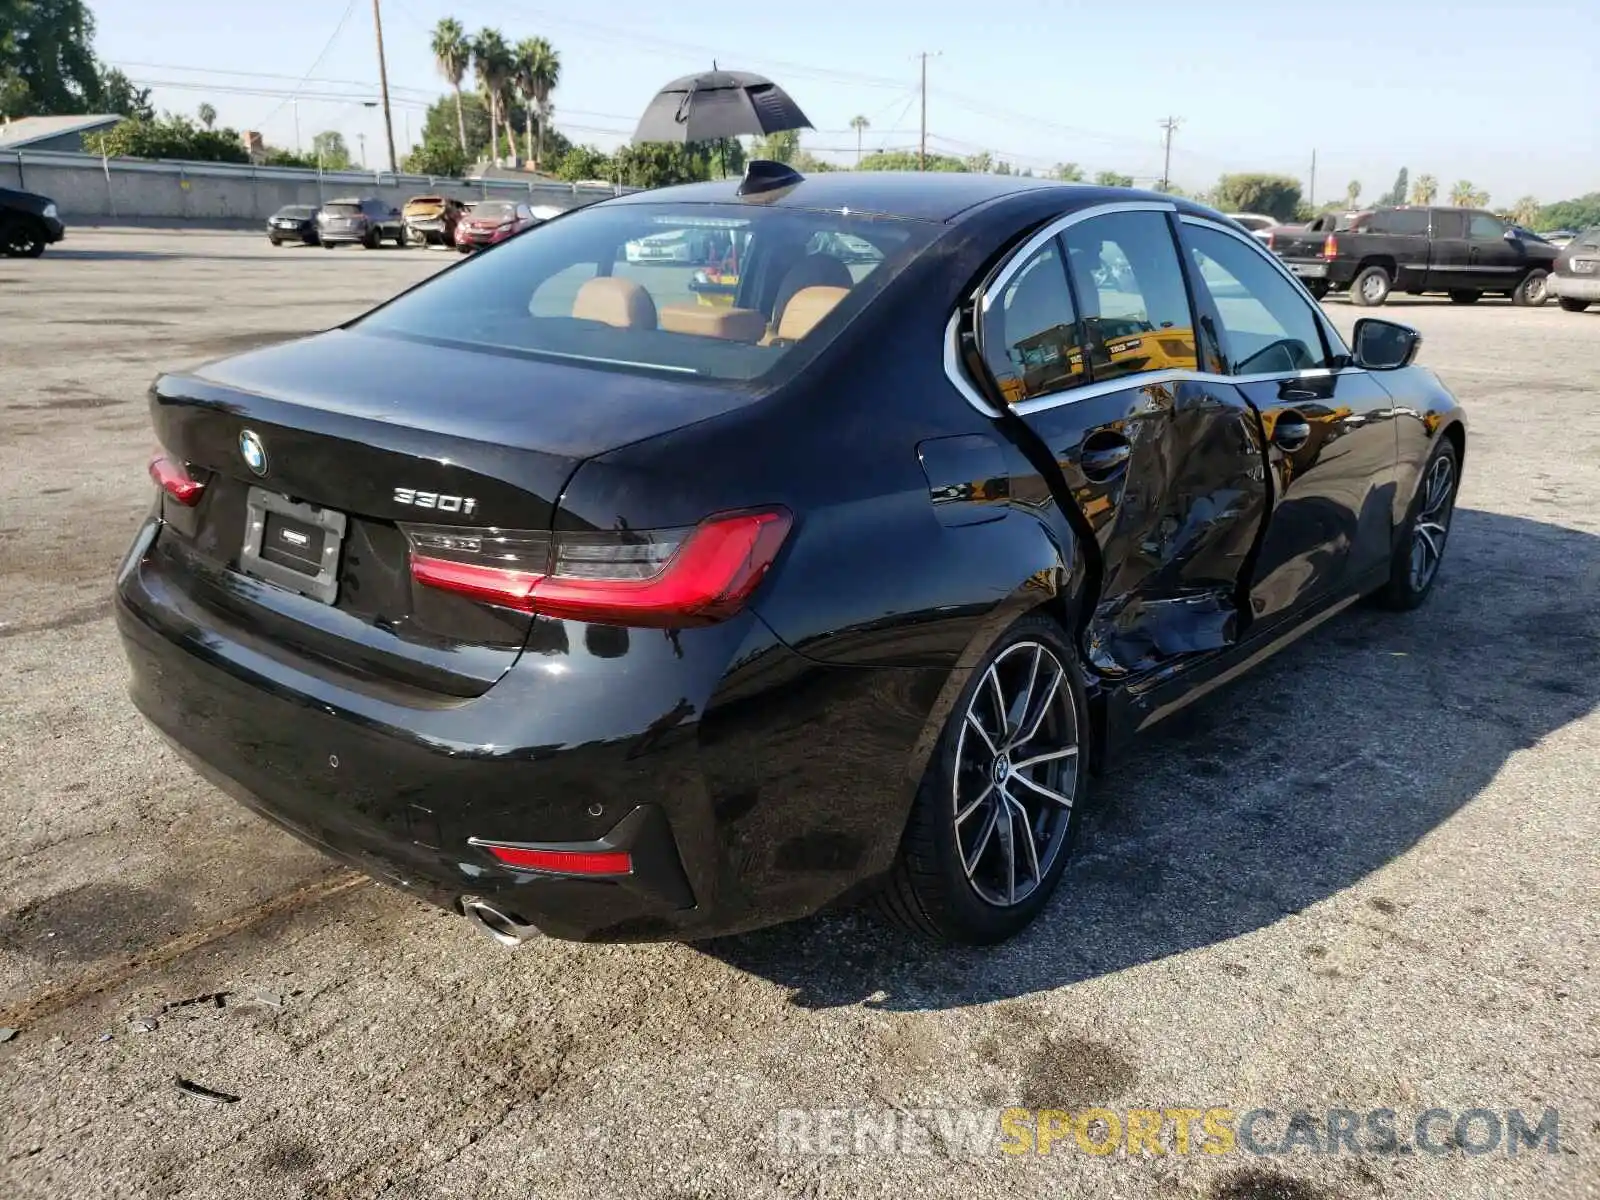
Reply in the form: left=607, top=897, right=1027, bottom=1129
left=702, top=509, right=1598, bottom=1009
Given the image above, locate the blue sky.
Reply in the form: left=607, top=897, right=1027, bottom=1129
left=94, top=0, right=1598, bottom=204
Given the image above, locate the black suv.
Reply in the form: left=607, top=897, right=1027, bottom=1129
left=315, top=197, right=408, bottom=249
left=1, top=185, right=66, bottom=257
left=1269, top=206, right=1558, bottom=306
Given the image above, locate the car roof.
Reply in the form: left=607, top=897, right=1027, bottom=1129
left=604, top=171, right=1168, bottom=224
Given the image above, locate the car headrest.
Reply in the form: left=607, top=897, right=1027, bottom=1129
left=657, top=304, right=767, bottom=343
left=773, top=253, right=855, bottom=328
left=776, top=286, right=850, bottom=341
left=572, top=277, right=657, bottom=329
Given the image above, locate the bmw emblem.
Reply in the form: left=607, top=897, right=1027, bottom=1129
left=239, top=429, right=268, bottom=477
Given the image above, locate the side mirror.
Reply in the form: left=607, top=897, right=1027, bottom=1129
left=1351, top=318, right=1422, bottom=370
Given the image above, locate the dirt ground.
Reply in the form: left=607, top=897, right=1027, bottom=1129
left=1, top=228, right=1596, bottom=1200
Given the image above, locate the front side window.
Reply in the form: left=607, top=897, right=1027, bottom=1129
left=1469, top=213, right=1507, bottom=240
left=358, top=202, right=937, bottom=383
left=1061, top=210, right=1197, bottom=384
left=980, top=244, right=1085, bottom=404
left=1183, top=223, right=1328, bottom=375
left=1431, top=210, right=1466, bottom=238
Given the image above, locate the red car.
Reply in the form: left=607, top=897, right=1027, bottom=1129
left=454, top=200, right=540, bottom=252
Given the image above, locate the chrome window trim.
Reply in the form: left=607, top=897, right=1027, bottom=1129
left=980, top=200, right=1178, bottom=313
left=1178, top=213, right=1353, bottom=361
left=943, top=310, right=1003, bottom=418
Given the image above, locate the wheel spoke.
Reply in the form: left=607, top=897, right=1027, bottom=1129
left=1012, top=744, right=1078, bottom=772
left=1006, top=792, right=1041, bottom=884
left=964, top=711, right=999, bottom=758
left=1008, top=665, right=1062, bottom=752
left=956, top=782, right=995, bottom=824
left=962, top=805, right=998, bottom=878
left=1416, top=524, right=1441, bottom=563
left=1011, top=646, right=1041, bottom=746
left=984, top=666, right=1010, bottom=742
left=1010, top=770, right=1074, bottom=809
left=1000, top=803, right=1017, bottom=904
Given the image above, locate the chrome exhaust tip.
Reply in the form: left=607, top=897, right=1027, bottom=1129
left=460, top=896, right=539, bottom=947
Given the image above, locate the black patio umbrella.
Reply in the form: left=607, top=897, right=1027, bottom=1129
left=633, top=68, right=813, bottom=145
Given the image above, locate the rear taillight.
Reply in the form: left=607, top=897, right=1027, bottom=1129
left=1264, top=230, right=1275, bottom=250
left=1323, top=234, right=1338, bottom=258
left=148, top=454, right=204, bottom=506
left=473, top=843, right=633, bottom=875
left=404, top=509, right=791, bottom=627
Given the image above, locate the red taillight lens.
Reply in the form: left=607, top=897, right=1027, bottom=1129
left=148, top=454, right=204, bottom=506
left=1264, top=230, right=1275, bottom=250
left=1323, top=234, right=1338, bottom=258
left=405, top=509, right=791, bottom=628
left=477, top=844, right=633, bottom=875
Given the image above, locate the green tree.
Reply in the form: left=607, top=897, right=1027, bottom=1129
left=965, top=150, right=993, bottom=174
left=1409, top=174, right=1437, bottom=206
left=261, top=146, right=317, bottom=168
left=197, top=102, right=216, bottom=130
left=791, top=148, right=836, bottom=174
left=312, top=130, right=352, bottom=170
left=513, top=36, right=559, bottom=169
left=98, top=66, right=152, bottom=120
left=615, top=142, right=710, bottom=189
left=1345, top=180, right=1361, bottom=208
left=849, top=114, right=869, bottom=166
left=751, top=129, right=800, bottom=164
left=1509, top=196, right=1540, bottom=227
left=83, top=113, right=248, bottom=163
left=1449, top=179, right=1490, bottom=207
left=404, top=137, right=467, bottom=177
left=556, top=143, right=611, bottom=183
left=1214, top=172, right=1303, bottom=221
left=1050, top=162, right=1085, bottom=182
left=1537, top=192, right=1600, bottom=231
left=1095, top=169, right=1135, bottom=188
left=430, top=17, right=471, bottom=153
left=0, top=0, right=101, bottom=116
left=471, top=27, right=512, bottom=164
left=858, top=149, right=966, bottom=172
left=1380, top=167, right=1408, bottom=206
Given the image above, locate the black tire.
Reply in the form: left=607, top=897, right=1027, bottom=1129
left=1448, top=290, right=1480, bottom=304
left=322, top=241, right=337, bottom=250
left=876, top=613, right=1091, bottom=945
left=1375, top=439, right=1459, bottom=611
left=1558, top=297, right=1591, bottom=313
left=363, top=229, right=380, bottom=250
left=268, top=236, right=281, bottom=247
left=1350, top=264, right=1391, bottom=307
left=1304, top=280, right=1330, bottom=301
left=1512, top=269, right=1550, bottom=307
left=1, top=216, right=46, bottom=257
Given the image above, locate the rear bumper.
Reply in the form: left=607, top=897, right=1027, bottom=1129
left=1551, top=274, right=1600, bottom=301
left=1280, top=256, right=1355, bottom=284
left=114, top=518, right=941, bottom=941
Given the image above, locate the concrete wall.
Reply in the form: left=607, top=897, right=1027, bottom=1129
left=0, top=149, right=623, bottom=221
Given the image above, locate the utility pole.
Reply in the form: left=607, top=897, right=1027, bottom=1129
left=371, top=0, right=398, bottom=174
left=1308, top=148, right=1317, bottom=209
left=918, top=52, right=930, bottom=171
left=1158, top=116, right=1182, bottom=191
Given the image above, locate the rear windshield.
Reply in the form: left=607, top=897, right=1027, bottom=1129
left=357, top=202, right=937, bottom=382
left=1572, top=227, right=1600, bottom=250
left=472, top=201, right=518, bottom=221
left=323, top=202, right=362, bottom=216
left=276, top=205, right=315, bottom=218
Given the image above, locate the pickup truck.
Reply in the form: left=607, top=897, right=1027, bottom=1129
left=1268, top=205, right=1558, bottom=307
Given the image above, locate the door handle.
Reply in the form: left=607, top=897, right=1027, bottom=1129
left=1079, top=436, right=1132, bottom=480
left=1274, top=413, right=1312, bottom=451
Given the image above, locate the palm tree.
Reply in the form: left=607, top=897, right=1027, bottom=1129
left=1449, top=179, right=1476, bottom=207
left=197, top=102, right=216, bottom=130
left=1345, top=180, right=1360, bottom=208
left=1511, top=195, right=1541, bottom=228
left=1410, top=174, right=1438, bottom=206
left=431, top=18, right=470, bottom=153
left=849, top=114, right=869, bottom=166
left=514, top=37, right=560, bottom=169
left=472, top=28, right=511, bottom=164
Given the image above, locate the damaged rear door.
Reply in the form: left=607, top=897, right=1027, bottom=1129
left=975, top=205, right=1272, bottom=677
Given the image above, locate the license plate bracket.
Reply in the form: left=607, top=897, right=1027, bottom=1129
left=239, top=486, right=347, bottom=604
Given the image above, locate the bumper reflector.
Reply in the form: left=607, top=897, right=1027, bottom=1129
left=477, top=843, right=634, bottom=876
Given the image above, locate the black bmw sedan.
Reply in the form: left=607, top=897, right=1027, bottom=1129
left=266, top=204, right=319, bottom=246
left=117, top=165, right=1466, bottom=946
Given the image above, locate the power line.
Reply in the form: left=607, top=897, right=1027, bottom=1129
left=257, top=0, right=362, bottom=128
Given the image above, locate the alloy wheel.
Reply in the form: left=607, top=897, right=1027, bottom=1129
left=952, top=641, right=1079, bottom=907
left=1361, top=273, right=1386, bottom=303
left=1524, top=275, right=1547, bottom=304
left=1409, top=453, right=1456, bottom=592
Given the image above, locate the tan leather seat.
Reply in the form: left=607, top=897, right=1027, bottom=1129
left=775, top=286, right=849, bottom=341
left=657, top=304, right=766, bottom=343
left=572, top=277, right=657, bottom=328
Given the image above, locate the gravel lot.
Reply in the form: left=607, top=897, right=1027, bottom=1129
left=1, top=228, right=1596, bottom=1200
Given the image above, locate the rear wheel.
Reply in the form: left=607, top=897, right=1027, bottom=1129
left=1513, top=270, right=1550, bottom=307
left=1304, top=279, right=1330, bottom=300
left=1375, top=439, right=1459, bottom=611
left=1448, top=290, right=1480, bottom=304
left=363, top=229, right=380, bottom=250
left=1558, top=297, right=1591, bottom=313
left=268, top=236, right=281, bottom=247
left=877, top=614, right=1089, bottom=944
left=1350, top=265, right=1392, bottom=307
left=322, top=241, right=337, bottom=250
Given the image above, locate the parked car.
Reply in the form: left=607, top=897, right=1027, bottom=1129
left=1268, top=205, right=1557, bottom=305
left=316, top=197, right=407, bottom=249
left=1541, top=229, right=1578, bottom=249
left=402, top=195, right=465, bottom=246
left=119, top=169, right=1466, bottom=947
left=454, top=200, right=539, bottom=252
left=623, top=226, right=720, bottom=264
left=0, top=185, right=65, bottom=257
left=266, top=204, right=319, bottom=246
left=1550, top=226, right=1600, bottom=312
left=1225, top=212, right=1278, bottom=240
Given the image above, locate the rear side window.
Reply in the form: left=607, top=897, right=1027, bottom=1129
left=1431, top=210, right=1466, bottom=238
left=1061, top=210, right=1198, bottom=384
left=1183, top=223, right=1329, bottom=374
left=358, top=202, right=937, bottom=383
left=980, top=244, right=1086, bottom=403
left=1369, top=210, right=1429, bottom=235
